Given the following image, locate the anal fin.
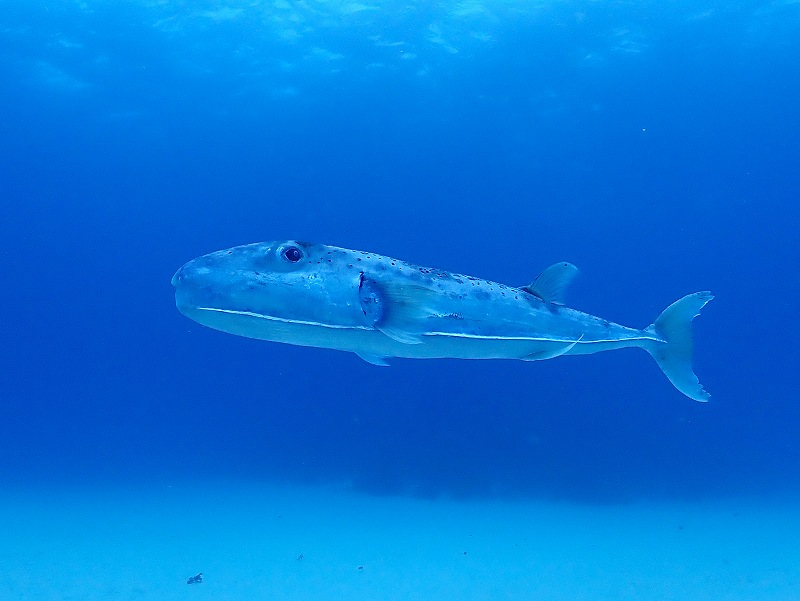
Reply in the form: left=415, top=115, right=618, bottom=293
left=378, top=325, right=423, bottom=345
left=355, top=353, right=390, bottom=366
left=521, top=337, right=581, bottom=361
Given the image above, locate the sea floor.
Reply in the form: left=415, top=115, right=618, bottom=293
left=1, top=482, right=798, bottom=600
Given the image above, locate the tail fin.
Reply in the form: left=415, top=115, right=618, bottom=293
left=644, top=291, right=713, bottom=402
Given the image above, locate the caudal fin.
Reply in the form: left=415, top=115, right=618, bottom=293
left=644, top=291, right=713, bottom=402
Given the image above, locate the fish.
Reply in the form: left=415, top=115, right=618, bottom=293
left=172, top=240, right=713, bottom=401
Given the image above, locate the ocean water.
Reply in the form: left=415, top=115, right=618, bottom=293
left=1, top=1, right=799, bottom=599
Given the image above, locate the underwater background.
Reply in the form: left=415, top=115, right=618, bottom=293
left=2, top=0, right=799, bottom=506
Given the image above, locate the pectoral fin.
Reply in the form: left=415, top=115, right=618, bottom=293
left=358, top=274, right=436, bottom=345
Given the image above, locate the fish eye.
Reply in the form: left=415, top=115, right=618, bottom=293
left=281, top=246, right=303, bottom=263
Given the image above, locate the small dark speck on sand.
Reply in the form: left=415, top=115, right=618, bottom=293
left=187, top=573, right=203, bottom=585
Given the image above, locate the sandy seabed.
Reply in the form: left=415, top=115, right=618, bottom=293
left=0, top=482, right=798, bottom=600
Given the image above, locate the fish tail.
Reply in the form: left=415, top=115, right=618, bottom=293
left=643, top=291, right=713, bottom=402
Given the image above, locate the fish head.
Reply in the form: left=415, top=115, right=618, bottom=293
left=172, top=240, right=370, bottom=339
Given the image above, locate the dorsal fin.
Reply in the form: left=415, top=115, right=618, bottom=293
left=522, top=262, right=579, bottom=304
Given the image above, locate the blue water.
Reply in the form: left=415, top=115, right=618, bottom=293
left=1, top=1, right=798, bottom=505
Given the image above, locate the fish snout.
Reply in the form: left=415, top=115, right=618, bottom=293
left=172, top=259, right=211, bottom=288
left=171, top=265, right=185, bottom=288
left=172, top=258, right=231, bottom=314
left=172, top=262, right=201, bottom=312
